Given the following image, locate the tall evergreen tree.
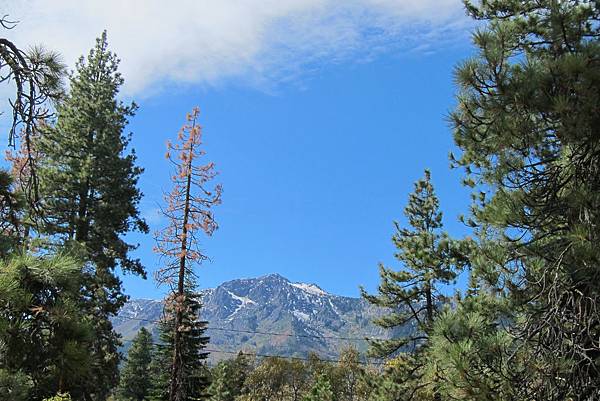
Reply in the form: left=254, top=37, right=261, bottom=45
left=117, top=327, right=153, bottom=401
left=361, top=171, right=470, bottom=401
left=450, top=1, right=600, bottom=398
left=36, top=31, right=148, bottom=399
left=152, top=107, right=221, bottom=401
left=362, top=170, right=468, bottom=358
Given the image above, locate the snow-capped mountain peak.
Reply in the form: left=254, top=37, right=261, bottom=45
left=113, top=273, right=402, bottom=361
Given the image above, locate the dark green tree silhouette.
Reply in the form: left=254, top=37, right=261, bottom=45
left=117, top=328, right=154, bottom=401
left=362, top=170, right=468, bottom=357
left=149, top=289, right=210, bottom=401
left=36, top=31, right=148, bottom=399
left=0, top=253, right=91, bottom=400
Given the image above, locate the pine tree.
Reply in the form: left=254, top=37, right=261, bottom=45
left=117, top=327, right=153, bottom=401
left=0, top=15, right=65, bottom=153
left=361, top=170, right=468, bottom=358
left=152, top=107, right=221, bottom=401
left=148, top=318, right=173, bottom=401
left=36, top=31, right=148, bottom=399
left=302, top=374, right=333, bottom=401
left=0, top=253, right=92, bottom=400
left=0, top=369, right=32, bottom=401
left=149, top=290, right=210, bottom=401
left=363, top=372, right=402, bottom=401
left=424, top=294, right=521, bottom=401
left=450, top=1, right=600, bottom=398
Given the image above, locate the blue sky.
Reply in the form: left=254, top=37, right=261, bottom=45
left=3, top=0, right=476, bottom=299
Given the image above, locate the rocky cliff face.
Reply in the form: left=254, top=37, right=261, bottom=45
left=113, top=273, right=410, bottom=360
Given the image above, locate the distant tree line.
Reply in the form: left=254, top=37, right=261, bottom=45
left=117, top=339, right=380, bottom=401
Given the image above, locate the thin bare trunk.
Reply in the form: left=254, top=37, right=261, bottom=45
left=169, top=124, right=195, bottom=401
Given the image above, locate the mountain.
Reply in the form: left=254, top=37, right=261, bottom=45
left=113, top=273, right=411, bottom=361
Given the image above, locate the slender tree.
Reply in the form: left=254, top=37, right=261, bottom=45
left=117, top=327, right=153, bottom=401
left=207, top=363, right=231, bottom=401
left=362, top=170, right=468, bottom=358
left=153, top=107, right=222, bottom=401
left=36, top=31, right=148, bottom=399
left=361, top=171, right=470, bottom=401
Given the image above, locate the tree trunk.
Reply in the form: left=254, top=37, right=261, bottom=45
left=169, top=138, right=194, bottom=401
left=425, top=280, right=433, bottom=326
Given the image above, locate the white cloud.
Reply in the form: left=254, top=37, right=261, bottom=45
left=1, top=0, right=469, bottom=96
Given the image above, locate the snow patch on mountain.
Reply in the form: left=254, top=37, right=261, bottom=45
left=291, top=282, right=327, bottom=296
left=292, top=309, right=310, bottom=322
left=226, top=290, right=256, bottom=319
left=121, top=299, right=161, bottom=319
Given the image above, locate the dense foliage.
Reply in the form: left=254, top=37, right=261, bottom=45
left=1, top=32, right=147, bottom=401
left=35, top=31, right=148, bottom=400
left=149, top=290, right=211, bottom=401
left=362, top=1, right=600, bottom=400
left=446, top=0, right=600, bottom=399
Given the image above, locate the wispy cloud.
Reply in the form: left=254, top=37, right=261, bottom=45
left=141, top=206, right=165, bottom=226
left=2, top=0, right=469, bottom=95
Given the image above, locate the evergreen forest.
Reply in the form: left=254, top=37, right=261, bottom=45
left=1, top=1, right=600, bottom=400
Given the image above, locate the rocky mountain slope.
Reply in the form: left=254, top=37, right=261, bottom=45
left=113, top=273, right=411, bottom=360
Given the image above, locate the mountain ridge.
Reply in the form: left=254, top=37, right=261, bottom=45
left=113, top=273, right=409, bottom=361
